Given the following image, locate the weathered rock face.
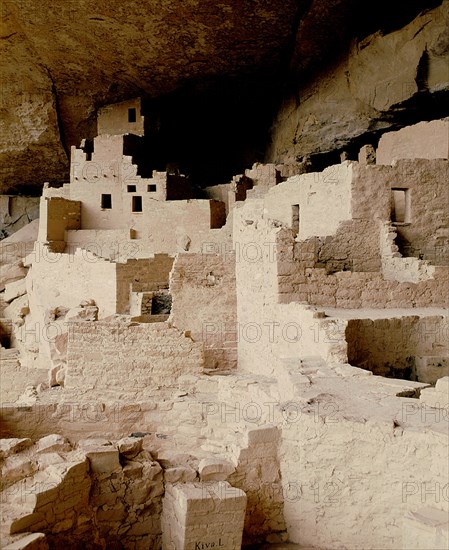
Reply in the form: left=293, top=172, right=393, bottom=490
left=0, top=0, right=302, bottom=192
left=268, top=0, right=449, bottom=163
left=0, top=0, right=446, bottom=192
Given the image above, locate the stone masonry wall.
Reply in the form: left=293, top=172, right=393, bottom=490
left=380, top=222, right=437, bottom=284
left=279, top=241, right=449, bottom=308
left=376, top=119, right=449, bottom=165
left=38, top=197, right=81, bottom=249
left=64, top=320, right=204, bottom=399
left=265, top=163, right=353, bottom=239
left=97, top=98, right=144, bottom=137
left=277, top=222, right=449, bottom=310
left=351, top=160, right=449, bottom=264
left=27, top=247, right=117, bottom=319
left=65, top=228, right=146, bottom=262
left=116, top=255, right=174, bottom=314
left=346, top=315, right=449, bottom=378
left=169, top=252, right=237, bottom=371
left=280, top=409, right=449, bottom=550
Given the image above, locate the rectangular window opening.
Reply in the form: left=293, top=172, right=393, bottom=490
left=101, top=194, right=112, bottom=209
left=127, top=185, right=137, bottom=193
left=128, top=108, right=137, bottom=123
left=132, top=195, right=143, bottom=212
left=147, top=184, right=157, bottom=192
left=391, top=188, right=410, bottom=223
left=292, top=204, right=300, bottom=237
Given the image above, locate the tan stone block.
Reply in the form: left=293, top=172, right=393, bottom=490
left=122, top=460, right=144, bottom=479
left=0, top=438, right=32, bottom=460
left=4, top=278, right=27, bottom=302
left=164, top=466, right=197, bottom=483
left=435, top=376, right=449, bottom=395
left=245, top=425, right=280, bottom=446
left=198, top=458, right=236, bottom=481
left=116, top=436, right=143, bottom=458
left=85, top=448, right=120, bottom=474
left=35, top=434, right=71, bottom=455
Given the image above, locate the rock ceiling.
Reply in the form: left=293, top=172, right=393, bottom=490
left=0, top=0, right=443, bottom=192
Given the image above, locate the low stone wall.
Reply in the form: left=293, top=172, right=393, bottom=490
left=65, top=320, right=204, bottom=398
left=346, top=315, right=449, bottom=379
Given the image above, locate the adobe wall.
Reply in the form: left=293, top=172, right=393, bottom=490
left=97, top=97, right=144, bottom=136
left=377, top=119, right=449, bottom=165
left=380, top=222, right=437, bottom=284
left=346, top=314, right=449, bottom=379
left=245, top=163, right=280, bottom=189
left=116, top=254, right=174, bottom=314
left=274, top=221, right=449, bottom=310
left=233, top=199, right=279, bottom=375
left=70, top=162, right=228, bottom=253
left=169, top=252, right=237, bottom=371
left=263, top=159, right=448, bottom=271
left=26, top=247, right=117, bottom=319
left=126, top=199, right=230, bottom=254
left=233, top=193, right=449, bottom=379
left=351, top=160, right=449, bottom=264
left=64, top=321, right=204, bottom=398
left=233, top=201, right=345, bottom=375
left=38, top=197, right=81, bottom=247
left=70, top=173, right=167, bottom=231
left=264, top=160, right=449, bottom=308
left=265, top=163, right=353, bottom=239
left=203, top=184, right=231, bottom=214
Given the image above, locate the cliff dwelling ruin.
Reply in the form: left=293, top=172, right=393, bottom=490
left=0, top=1, right=448, bottom=549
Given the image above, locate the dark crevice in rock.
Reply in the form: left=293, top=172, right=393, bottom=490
left=416, top=49, right=430, bottom=92
left=46, top=70, right=70, bottom=162
left=304, top=88, right=449, bottom=168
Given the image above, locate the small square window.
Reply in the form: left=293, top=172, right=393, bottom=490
left=127, top=185, right=137, bottom=192
left=132, top=196, right=143, bottom=212
left=147, top=184, right=157, bottom=192
left=101, top=194, right=112, bottom=209
left=128, top=108, right=137, bottom=123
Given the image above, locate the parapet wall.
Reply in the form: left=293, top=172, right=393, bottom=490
left=377, top=119, right=449, bottom=165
